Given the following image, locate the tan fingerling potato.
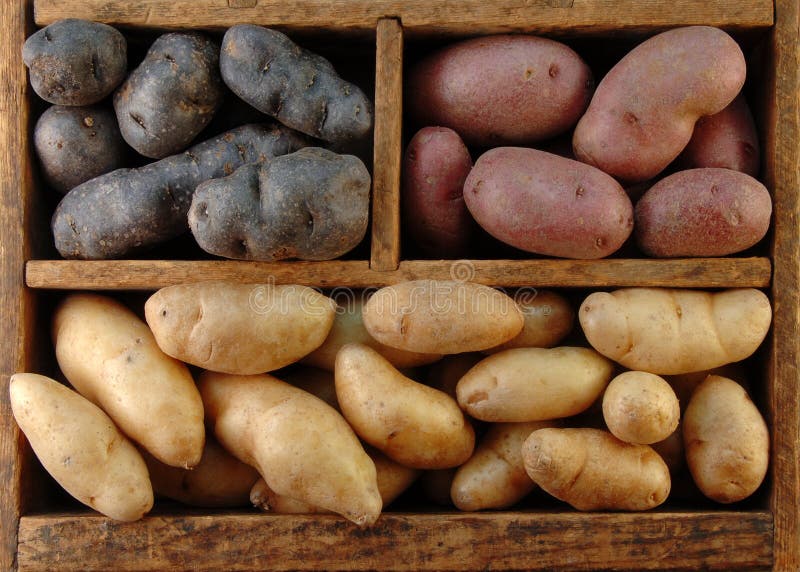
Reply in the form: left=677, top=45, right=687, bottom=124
left=199, top=371, right=382, bottom=526
left=522, top=428, right=671, bottom=511
left=362, top=280, right=524, bottom=354
left=53, top=293, right=205, bottom=468
left=146, top=281, right=336, bottom=374
left=456, top=347, right=613, bottom=422
left=602, top=371, right=680, bottom=445
left=451, top=421, right=556, bottom=511
left=579, top=288, right=771, bottom=375
left=484, top=290, right=574, bottom=353
left=250, top=479, right=328, bottom=514
left=10, top=373, right=153, bottom=521
left=335, top=343, right=475, bottom=469
left=683, top=375, right=769, bottom=503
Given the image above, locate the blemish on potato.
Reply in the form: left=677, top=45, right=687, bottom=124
left=548, top=63, right=559, bottom=78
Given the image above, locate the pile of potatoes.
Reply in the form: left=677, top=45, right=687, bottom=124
left=24, top=19, right=373, bottom=261
left=11, top=279, right=771, bottom=522
left=403, top=26, right=771, bottom=259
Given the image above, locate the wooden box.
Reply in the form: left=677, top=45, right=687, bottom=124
left=1, top=0, right=797, bottom=570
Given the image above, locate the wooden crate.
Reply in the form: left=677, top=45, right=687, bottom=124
left=1, top=0, right=797, bottom=570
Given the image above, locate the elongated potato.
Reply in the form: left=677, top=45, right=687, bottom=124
left=484, top=290, right=574, bottom=353
left=362, top=280, right=523, bottom=354
left=199, top=371, right=381, bottom=526
left=53, top=293, right=204, bottom=468
left=457, top=347, right=613, bottom=422
left=452, top=421, right=555, bottom=511
left=602, top=371, right=680, bottom=445
left=522, top=428, right=671, bottom=510
left=143, top=438, right=259, bottom=508
left=10, top=373, right=153, bottom=521
left=145, top=281, right=336, bottom=374
left=335, top=343, right=475, bottom=469
left=579, top=288, right=771, bottom=375
left=302, top=296, right=441, bottom=371
left=683, top=375, right=768, bottom=503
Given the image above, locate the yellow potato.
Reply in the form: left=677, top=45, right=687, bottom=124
left=335, top=343, right=475, bottom=469
left=362, top=280, right=523, bottom=354
left=522, top=427, right=670, bottom=511
left=10, top=373, right=153, bottom=521
left=250, top=479, right=326, bottom=514
left=683, top=375, right=768, bottom=503
left=199, top=371, right=381, bottom=526
left=143, top=438, right=259, bottom=508
left=451, top=421, right=555, bottom=511
left=456, top=347, right=613, bottom=422
left=53, top=293, right=204, bottom=468
left=145, top=281, right=336, bottom=374
left=484, top=290, right=574, bottom=353
left=602, top=371, right=680, bottom=444
left=579, top=287, right=771, bottom=375
left=302, top=296, right=442, bottom=370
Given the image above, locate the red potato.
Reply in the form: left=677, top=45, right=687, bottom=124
left=634, top=168, right=772, bottom=257
left=463, top=147, right=633, bottom=259
left=402, top=127, right=474, bottom=257
left=407, top=35, right=593, bottom=146
left=573, top=26, right=746, bottom=182
left=676, top=94, right=760, bottom=176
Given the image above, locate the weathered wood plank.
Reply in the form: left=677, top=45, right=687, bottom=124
left=25, top=258, right=772, bottom=290
left=370, top=18, right=402, bottom=271
left=33, top=0, right=773, bottom=35
left=17, top=510, right=773, bottom=571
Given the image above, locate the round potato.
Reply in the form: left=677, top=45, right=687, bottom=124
left=484, top=290, right=574, bottom=353
left=456, top=347, right=613, bottom=422
left=407, top=35, right=593, bottom=146
left=145, top=281, right=336, bottom=375
left=602, top=371, right=680, bottom=445
left=362, top=280, right=523, bottom=354
left=10, top=373, right=153, bottom=521
left=463, top=147, right=633, bottom=259
left=683, top=375, right=768, bottom=503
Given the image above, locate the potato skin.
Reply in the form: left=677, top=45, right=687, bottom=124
left=220, top=24, right=373, bottom=144
left=114, top=33, right=224, bottom=159
left=407, top=35, right=593, bottom=146
left=634, top=168, right=771, bottom=257
left=484, top=290, right=574, bottom=353
left=10, top=373, right=153, bottom=521
left=189, top=147, right=370, bottom=261
left=456, top=347, right=613, bottom=422
left=463, top=147, right=633, bottom=259
left=522, top=428, right=671, bottom=511
left=402, top=127, right=474, bottom=257
left=34, top=105, right=127, bottom=194
left=23, top=19, right=127, bottom=106
left=579, top=288, right=772, bottom=375
left=683, top=375, right=768, bottom=503
left=52, top=293, right=205, bottom=468
left=602, top=371, right=680, bottom=445
left=573, top=26, right=746, bottom=182
left=362, top=280, right=523, bottom=354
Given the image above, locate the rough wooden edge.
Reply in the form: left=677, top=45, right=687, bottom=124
left=767, top=1, right=800, bottom=569
left=370, top=18, right=402, bottom=271
left=17, top=510, right=773, bottom=571
left=32, top=0, right=774, bottom=35
left=24, top=258, right=772, bottom=290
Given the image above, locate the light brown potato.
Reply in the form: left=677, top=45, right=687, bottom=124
left=143, top=438, right=259, bottom=508
left=484, top=290, right=574, bottom=353
left=425, top=353, right=484, bottom=400
left=665, top=362, right=749, bottom=409
left=10, top=373, right=153, bottom=521
left=456, top=347, right=613, bottom=422
left=250, top=479, right=327, bottom=514
left=602, top=371, right=680, bottom=445
left=53, top=293, right=204, bottom=468
left=683, top=375, right=768, bottom=503
left=199, top=371, right=382, bottom=526
left=362, top=280, right=523, bottom=354
left=579, top=288, right=771, bottom=375
left=451, top=421, right=556, bottom=511
left=522, top=428, right=671, bottom=511
left=302, top=296, right=441, bottom=371
left=146, top=281, right=336, bottom=375
left=335, top=343, right=475, bottom=469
